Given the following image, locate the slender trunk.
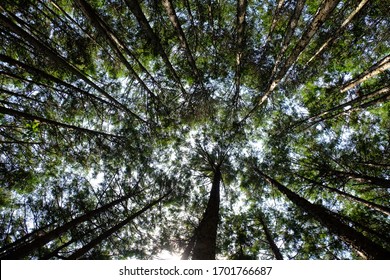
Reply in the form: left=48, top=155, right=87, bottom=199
left=276, top=0, right=340, bottom=86
left=68, top=191, right=171, bottom=259
left=306, top=0, right=370, bottom=65
left=357, top=161, right=390, bottom=169
left=261, top=0, right=285, bottom=54
left=239, top=1, right=340, bottom=125
left=41, top=238, right=77, bottom=260
left=255, top=168, right=390, bottom=259
left=0, top=54, right=116, bottom=108
left=191, top=168, right=221, bottom=260
left=0, top=106, right=122, bottom=140
left=258, top=213, right=283, bottom=260
left=341, top=55, right=390, bottom=93
left=297, top=86, right=390, bottom=131
left=233, top=0, right=248, bottom=106
left=269, top=0, right=305, bottom=82
left=300, top=175, right=390, bottom=216
left=161, top=0, right=202, bottom=87
left=0, top=10, right=146, bottom=123
left=123, top=0, right=187, bottom=97
left=0, top=190, right=142, bottom=259
left=332, top=170, right=390, bottom=189
left=74, top=0, right=163, bottom=109
left=0, top=223, right=54, bottom=256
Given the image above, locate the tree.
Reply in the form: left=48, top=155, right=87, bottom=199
left=1, top=0, right=389, bottom=260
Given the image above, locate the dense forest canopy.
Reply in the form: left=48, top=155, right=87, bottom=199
left=0, top=0, right=389, bottom=260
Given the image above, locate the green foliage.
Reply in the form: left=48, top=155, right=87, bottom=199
left=0, top=0, right=389, bottom=260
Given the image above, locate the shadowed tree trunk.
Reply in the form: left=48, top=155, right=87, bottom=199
left=299, top=175, right=390, bottom=216
left=0, top=106, right=122, bottom=139
left=258, top=212, right=284, bottom=260
left=0, top=189, right=143, bottom=259
left=0, top=11, right=145, bottom=122
left=254, top=167, right=390, bottom=260
left=67, top=191, right=171, bottom=259
left=191, top=168, right=222, bottom=259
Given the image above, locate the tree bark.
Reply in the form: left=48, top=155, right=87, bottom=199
left=297, top=85, right=390, bottom=131
left=0, top=106, right=122, bottom=140
left=258, top=212, right=283, bottom=260
left=0, top=190, right=142, bottom=259
left=341, top=55, right=390, bottom=93
left=68, top=191, right=171, bottom=259
left=306, top=0, right=370, bottom=65
left=74, top=0, right=163, bottom=109
left=161, top=0, right=203, bottom=87
left=123, top=0, right=187, bottom=97
left=191, top=168, right=221, bottom=259
left=255, top=168, right=390, bottom=259
left=239, top=1, right=340, bottom=125
left=331, top=170, right=390, bottom=189
left=233, top=0, right=248, bottom=106
left=0, top=53, right=116, bottom=108
left=0, top=10, right=146, bottom=123
left=299, top=175, right=390, bottom=216
left=269, top=0, right=305, bottom=82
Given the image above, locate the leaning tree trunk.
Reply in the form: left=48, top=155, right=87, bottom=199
left=299, top=175, right=390, bottom=216
left=191, top=168, right=222, bottom=260
left=0, top=189, right=143, bottom=259
left=255, top=168, right=390, bottom=260
left=258, top=212, right=283, bottom=260
left=67, top=191, right=171, bottom=259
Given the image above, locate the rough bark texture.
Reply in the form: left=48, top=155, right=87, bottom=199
left=191, top=168, right=221, bottom=260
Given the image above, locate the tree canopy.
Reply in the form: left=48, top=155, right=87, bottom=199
left=0, top=0, right=389, bottom=260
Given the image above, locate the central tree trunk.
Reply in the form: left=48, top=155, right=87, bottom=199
left=191, top=168, right=221, bottom=259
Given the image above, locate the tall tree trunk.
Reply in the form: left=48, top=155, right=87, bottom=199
left=74, top=0, right=164, bottom=110
left=306, top=0, right=370, bottom=65
left=233, top=0, right=248, bottom=106
left=191, top=168, right=222, bottom=259
left=341, top=55, right=390, bottom=93
left=254, top=168, right=390, bottom=259
left=299, top=175, right=390, bottom=216
left=0, top=190, right=142, bottom=259
left=123, top=0, right=187, bottom=97
left=269, top=0, right=305, bottom=82
left=296, top=85, right=390, bottom=131
left=68, top=191, right=171, bottom=259
left=279, top=0, right=340, bottom=82
left=0, top=54, right=115, bottom=108
left=332, top=170, right=390, bottom=189
left=239, top=1, right=340, bottom=125
left=161, top=0, right=203, bottom=88
left=0, top=10, right=146, bottom=123
left=0, top=106, right=122, bottom=139
left=258, top=212, right=283, bottom=260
